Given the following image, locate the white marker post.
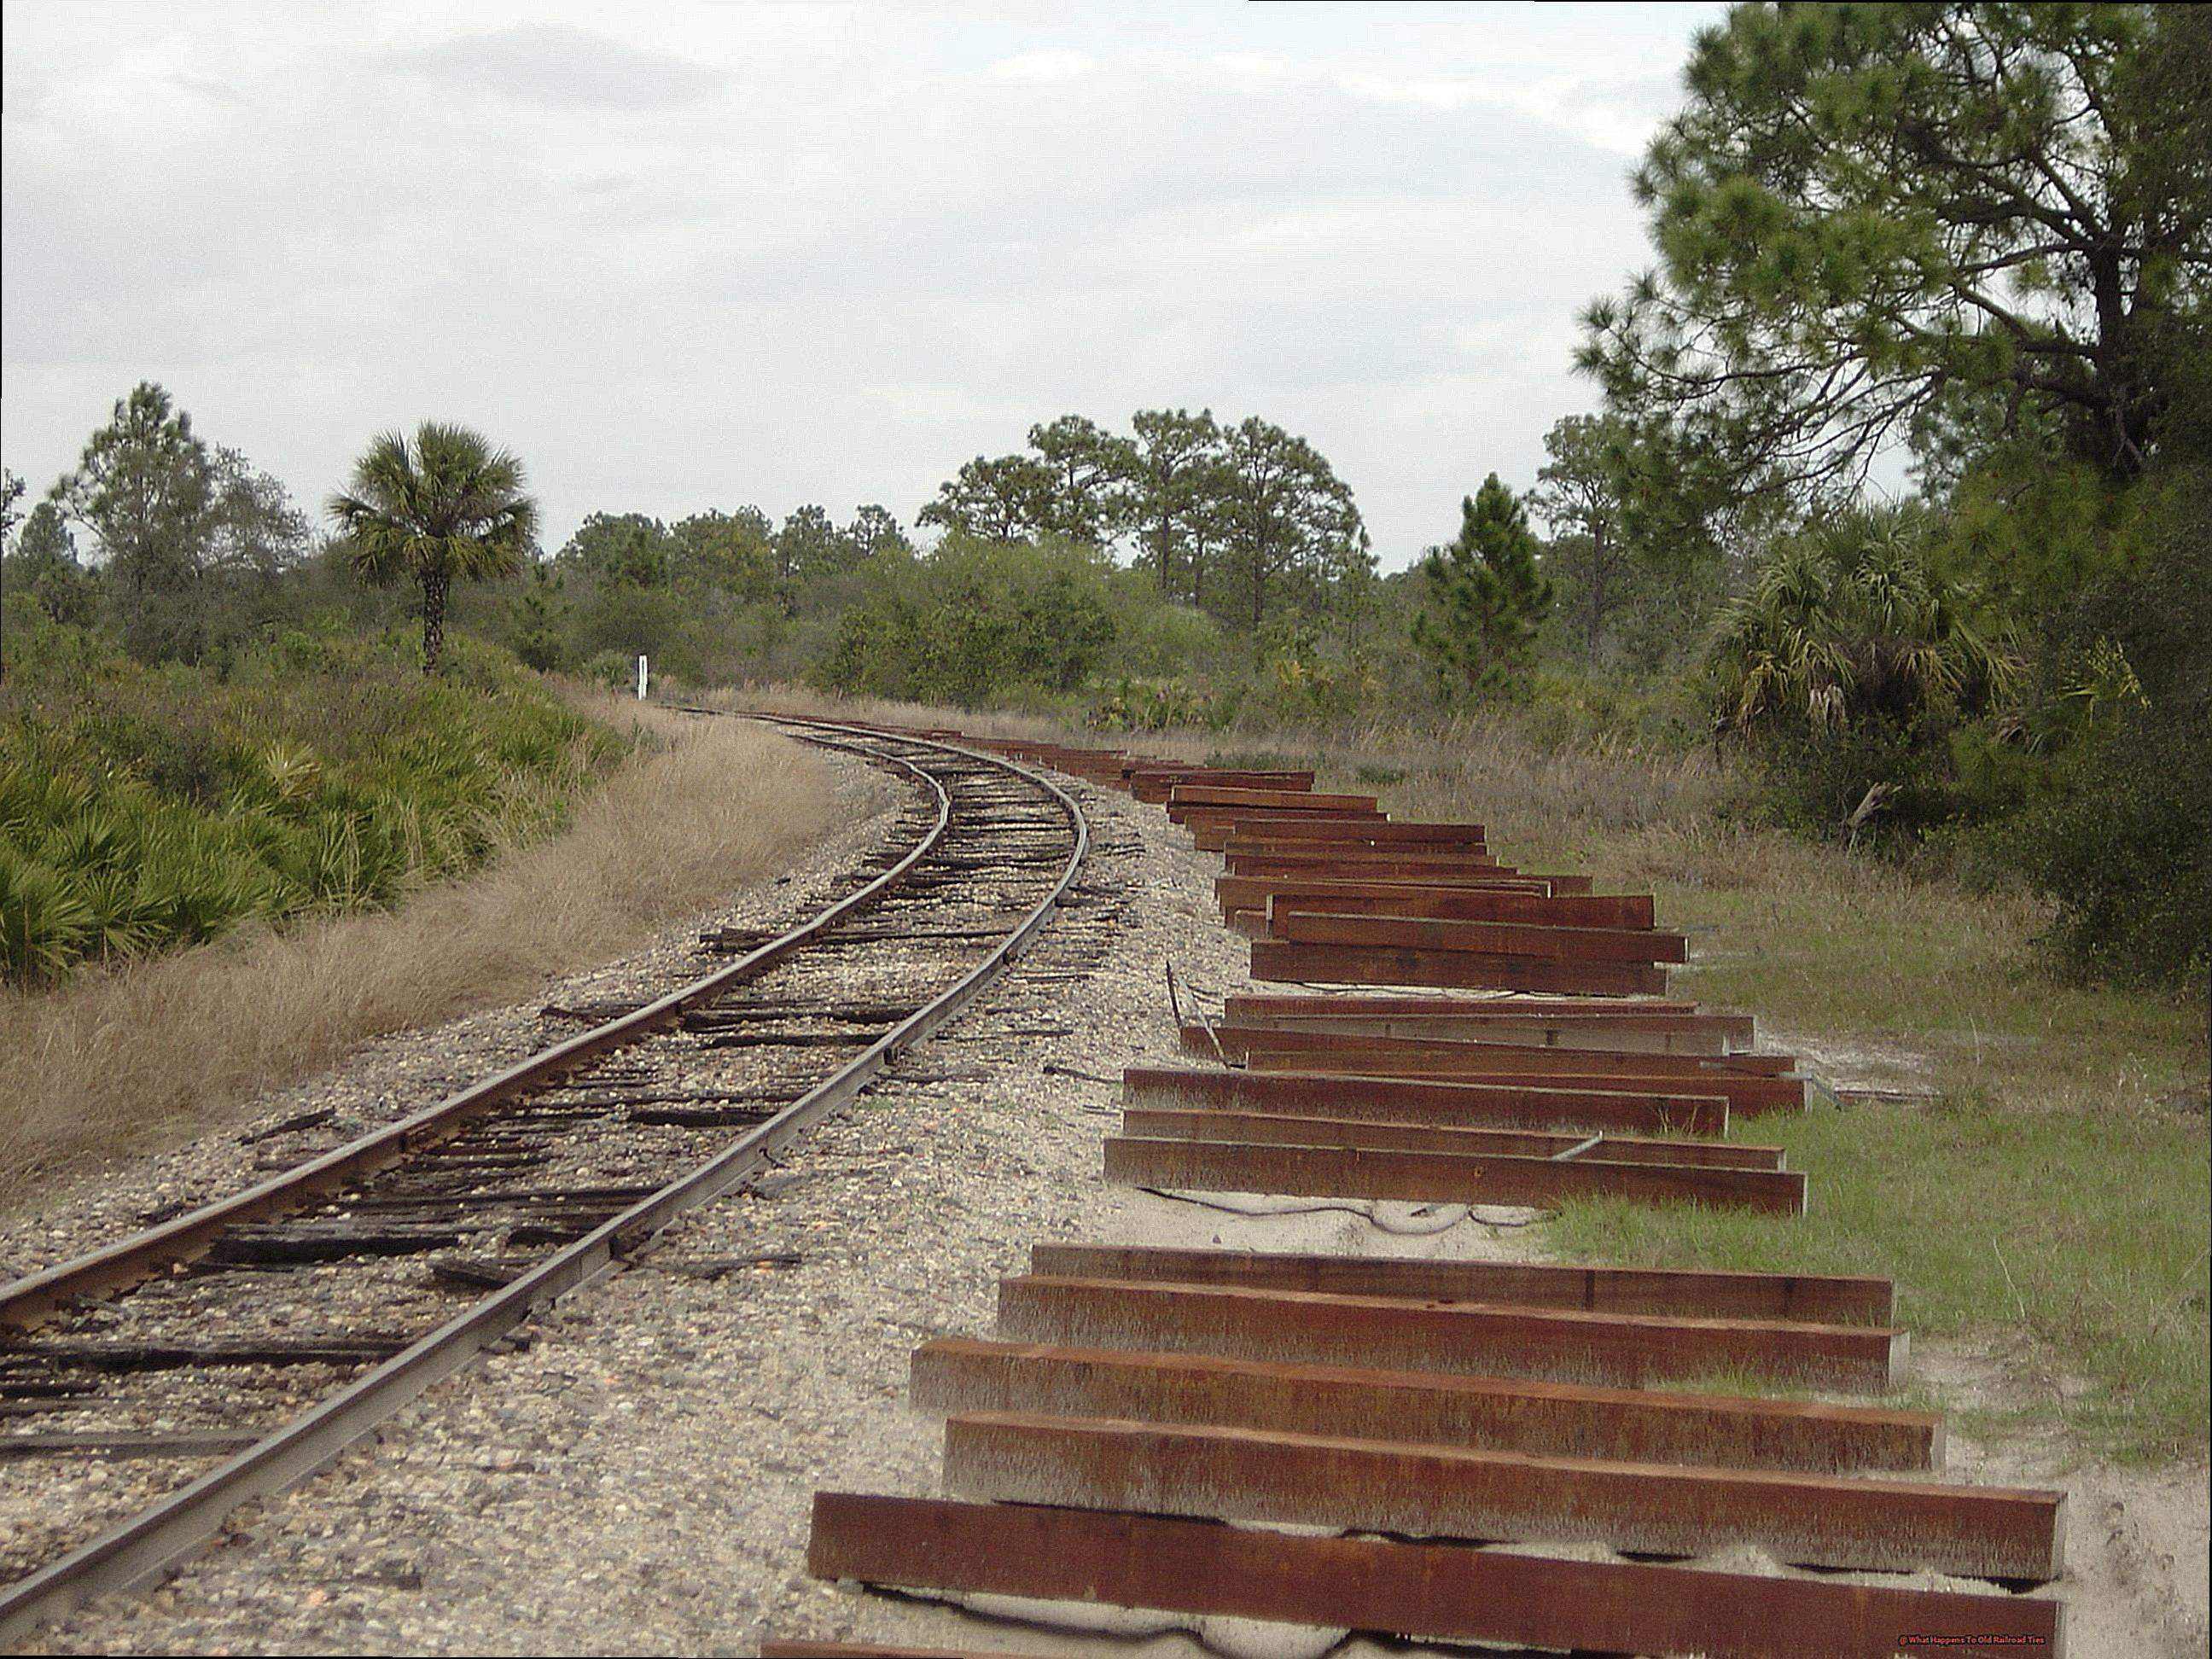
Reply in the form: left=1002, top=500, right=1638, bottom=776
left=636, top=655, right=649, bottom=701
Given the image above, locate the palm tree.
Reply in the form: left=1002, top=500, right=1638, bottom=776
left=327, top=424, right=537, bottom=676
left=1708, top=508, right=2018, bottom=740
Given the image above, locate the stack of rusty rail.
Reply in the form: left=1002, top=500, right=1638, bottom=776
left=1121, top=771, right=1813, bottom=1219
left=774, top=731, right=2066, bottom=1657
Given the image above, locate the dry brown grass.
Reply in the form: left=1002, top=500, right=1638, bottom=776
left=0, top=705, right=834, bottom=1213
left=701, top=682, right=1073, bottom=745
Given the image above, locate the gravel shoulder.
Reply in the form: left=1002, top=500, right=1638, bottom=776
left=10, top=759, right=2203, bottom=1658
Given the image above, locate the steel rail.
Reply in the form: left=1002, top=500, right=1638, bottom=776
left=0, top=738, right=950, bottom=1331
left=0, top=719, right=1088, bottom=1644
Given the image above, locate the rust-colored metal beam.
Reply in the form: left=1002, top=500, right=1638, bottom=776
left=1220, top=818, right=1488, bottom=844
left=996, top=1277, right=1907, bottom=1390
left=1027, top=1243, right=1892, bottom=1324
left=762, top=1644, right=1059, bottom=1658
left=1207, top=1001, right=1732, bottom=1054
left=942, top=1412, right=2062, bottom=1580
left=1169, top=784, right=1377, bottom=812
left=1188, top=812, right=1391, bottom=850
left=1103, top=1136, right=1809, bottom=1215
left=1220, top=878, right=1560, bottom=914
left=1217, top=1038, right=1809, bottom=1115
left=1120, top=1107, right=1780, bottom=1168
left=1221, top=866, right=1587, bottom=896
left=1226, top=847, right=1510, bottom=876
left=1277, top=908, right=1689, bottom=965
left=806, top=1493, right=2064, bottom=1658
left=1128, top=767, right=1313, bottom=803
left=1191, top=1024, right=1795, bottom=1076
left=1121, top=1065, right=1730, bottom=1137
left=911, top=1336, right=1935, bottom=1470
left=1225, top=991, right=1745, bottom=1034
left=1252, top=939, right=1668, bottom=996
left=1237, top=884, right=1655, bottom=930
left=1222, top=834, right=1489, bottom=859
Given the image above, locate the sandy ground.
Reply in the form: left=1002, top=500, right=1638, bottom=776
left=8, top=757, right=2205, bottom=1658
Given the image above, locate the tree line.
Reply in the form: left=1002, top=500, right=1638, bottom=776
left=7, top=2, right=2203, bottom=990
left=920, top=411, right=1371, bottom=633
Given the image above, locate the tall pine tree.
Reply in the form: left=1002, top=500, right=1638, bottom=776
left=1412, top=474, right=1553, bottom=696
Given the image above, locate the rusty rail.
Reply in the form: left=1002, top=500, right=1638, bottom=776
left=0, top=719, right=1087, bottom=1644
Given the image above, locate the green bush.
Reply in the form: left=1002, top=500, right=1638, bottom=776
left=2002, top=463, right=2212, bottom=988
left=0, top=621, right=623, bottom=986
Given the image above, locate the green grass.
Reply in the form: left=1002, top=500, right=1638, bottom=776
left=1553, top=1097, right=2208, bottom=1463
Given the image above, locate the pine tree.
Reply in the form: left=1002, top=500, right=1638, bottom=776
left=1412, top=474, right=1553, bottom=696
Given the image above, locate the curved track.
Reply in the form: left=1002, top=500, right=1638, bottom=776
left=0, top=718, right=1087, bottom=1643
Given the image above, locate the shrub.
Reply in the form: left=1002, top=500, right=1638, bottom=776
left=0, top=623, right=624, bottom=985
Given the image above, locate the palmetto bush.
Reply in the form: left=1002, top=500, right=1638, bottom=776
left=1710, top=509, right=2019, bottom=740
left=1708, top=508, right=2022, bottom=841
left=0, top=623, right=620, bottom=986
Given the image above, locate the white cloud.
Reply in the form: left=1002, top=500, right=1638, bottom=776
left=1, top=1, right=1725, bottom=569
left=985, top=49, right=1095, bottom=83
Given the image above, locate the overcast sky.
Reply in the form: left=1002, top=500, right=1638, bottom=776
left=3, top=1, right=1727, bottom=570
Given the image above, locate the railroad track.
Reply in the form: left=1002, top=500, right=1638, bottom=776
left=0, top=719, right=1087, bottom=1644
